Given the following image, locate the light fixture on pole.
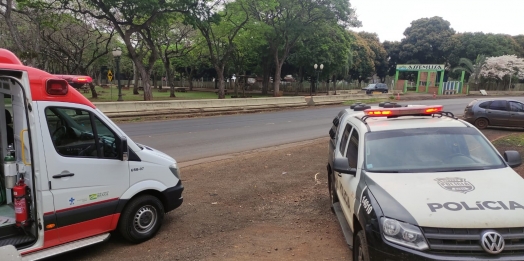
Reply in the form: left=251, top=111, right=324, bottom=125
left=112, top=47, right=123, bottom=101
left=313, top=63, right=323, bottom=95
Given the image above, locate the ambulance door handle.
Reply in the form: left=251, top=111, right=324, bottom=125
left=53, top=173, right=75, bottom=179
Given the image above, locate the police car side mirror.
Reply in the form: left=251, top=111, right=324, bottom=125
left=119, top=137, right=128, bottom=161
left=504, top=150, right=522, bottom=168
left=333, top=157, right=357, bottom=176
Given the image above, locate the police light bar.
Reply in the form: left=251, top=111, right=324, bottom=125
left=364, top=105, right=443, bottom=117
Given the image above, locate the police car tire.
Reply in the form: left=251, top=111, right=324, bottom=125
left=353, top=230, right=371, bottom=261
left=329, top=171, right=339, bottom=212
left=118, top=195, right=165, bottom=244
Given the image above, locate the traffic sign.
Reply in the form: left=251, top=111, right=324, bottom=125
left=107, top=69, right=113, bottom=81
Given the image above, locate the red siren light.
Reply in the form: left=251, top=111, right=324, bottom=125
left=364, top=105, right=443, bottom=117
left=46, top=79, right=69, bottom=95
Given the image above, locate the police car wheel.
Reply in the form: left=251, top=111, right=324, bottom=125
left=118, top=195, right=165, bottom=243
left=353, top=230, right=370, bottom=261
left=328, top=171, right=339, bottom=212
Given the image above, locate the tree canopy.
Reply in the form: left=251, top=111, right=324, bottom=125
left=2, top=0, right=524, bottom=100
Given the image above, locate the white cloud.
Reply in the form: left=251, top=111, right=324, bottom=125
left=349, top=0, right=524, bottom=42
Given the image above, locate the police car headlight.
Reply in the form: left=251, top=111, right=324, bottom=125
left=381, top=218, right=428, bottom=251
left=169, top=163, right=181, bottom=180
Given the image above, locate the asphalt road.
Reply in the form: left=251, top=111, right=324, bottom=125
left=118, top=97, right=524, bottom=163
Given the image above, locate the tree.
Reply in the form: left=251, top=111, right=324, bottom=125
left=57, top=0, right=196, bottom=101
left=288, top=24, right=352, bottom=94
left=187, top=0, right=249, bottom=99
left=247, top=0, right=360, bottom=96
left=0, top=0, right=47, bottom=66
left=229, top=18, right=267, bottom=97
left=39, top=12, right=115, bottom=98
left=357, top=32, right=388, bottom=81
left=399, top=16, right=455, bottom=64
left=383, top=41, right=401, bottom=76
left=449, top=32, right=522, bottom=67
left=347, top=31, right=374, bottom=87
left=480, top=55, right=524, bottom=89
left=155, top=15, right=197, bottom=97
left=514, top=35, right=524, bottom=57
left=452, top=55, right=486, bottom=84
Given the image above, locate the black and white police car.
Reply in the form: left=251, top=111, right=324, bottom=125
left=327, top=102, right=524, bottom=261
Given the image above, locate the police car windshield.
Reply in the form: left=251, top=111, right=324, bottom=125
left=364, top=127, right=506, bottom=173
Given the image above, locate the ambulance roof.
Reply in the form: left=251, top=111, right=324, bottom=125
left=0, top=48, right=95, bottom=108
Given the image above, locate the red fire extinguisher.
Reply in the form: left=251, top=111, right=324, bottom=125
left=13, top=178, right=28, bottom=227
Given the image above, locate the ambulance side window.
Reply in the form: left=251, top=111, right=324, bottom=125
left=45, top=107, right=119, bottom=159
left=346, top=128, right=359, bottom=168
left=339, top=124, right=352, bottom=154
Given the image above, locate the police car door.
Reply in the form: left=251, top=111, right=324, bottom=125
left=38, top=102, right=130, bottom=242
left=336, top=123, right=361, bottom=229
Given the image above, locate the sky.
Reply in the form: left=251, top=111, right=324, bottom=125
left=349, top=0, right=524, bottom=42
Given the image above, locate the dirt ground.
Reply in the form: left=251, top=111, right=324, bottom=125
left=51, top=128, right=522, bottom=261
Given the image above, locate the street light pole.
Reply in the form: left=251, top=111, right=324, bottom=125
left=112, top=47, right=123, bottom=101
left=313, top=63, right=323, bottom=95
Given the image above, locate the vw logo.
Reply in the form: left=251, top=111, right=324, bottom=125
left=481, top=230, right=505, bottom=254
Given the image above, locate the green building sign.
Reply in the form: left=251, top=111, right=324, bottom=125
left=396, top=64, right=445, bottom=71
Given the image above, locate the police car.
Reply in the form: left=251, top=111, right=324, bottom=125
left=327, top=102, right=524, bottom=260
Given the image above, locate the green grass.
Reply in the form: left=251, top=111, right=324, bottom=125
left=342, top=97, right=393, bottom=105
left=492, top=133, right=524, bottom=148
left=83, top=86, right=270, bottom=102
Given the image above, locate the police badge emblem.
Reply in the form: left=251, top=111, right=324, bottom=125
left=434, top=177, right=475, bottom=194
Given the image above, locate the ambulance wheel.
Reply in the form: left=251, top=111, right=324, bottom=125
left=353, top=230, right=370, bottom=261
left=118, top=195, right=165, bottom=243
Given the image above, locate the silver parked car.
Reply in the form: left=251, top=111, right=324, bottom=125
left=463, top=98, right=524, bottom=129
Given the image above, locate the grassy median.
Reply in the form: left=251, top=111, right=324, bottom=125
left=82, top=85, right=270, bottom=102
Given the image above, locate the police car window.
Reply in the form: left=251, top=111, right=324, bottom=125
left=339, top=124, right=352, bottom=154
left=346, top=129, right=359, bottom=168
left=45, top=107, right=118, bottom=159
left=489, top=100, right=507, bottom=111
left=509, top=101, right=524, bottom=112
left=364, top=127, right=505, bottom=173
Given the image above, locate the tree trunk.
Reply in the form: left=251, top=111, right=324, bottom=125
left=186, top=66, right=195, bottom=91
left=273, top=62, right=283, bottom=97
left=214, top=65, right=226, bottom=99
left=127, top=77, right=131, bottom=88
left=88, top=82, right=98, bottom=99
left=137, top=65, right=153, bottom=101
left=163, top=62, right=176, bottom=98
left=133, top=61, right=139, bottom=95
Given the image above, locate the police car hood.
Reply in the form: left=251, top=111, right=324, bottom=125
left=365, top=168, right=524, bottom=228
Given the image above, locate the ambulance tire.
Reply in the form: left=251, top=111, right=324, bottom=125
left=353, top=230, right=371, bottom=261
left=118, top=194, right=165, bottom=243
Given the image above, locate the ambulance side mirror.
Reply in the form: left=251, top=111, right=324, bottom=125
left=504, top=150, right=522, bottom=168
left=333, top=157, right=356, bottom=176
left=120, top=137, right=128, bottom=161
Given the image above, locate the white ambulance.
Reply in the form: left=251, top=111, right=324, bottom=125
left=0, top=49, right=184, bottom=260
